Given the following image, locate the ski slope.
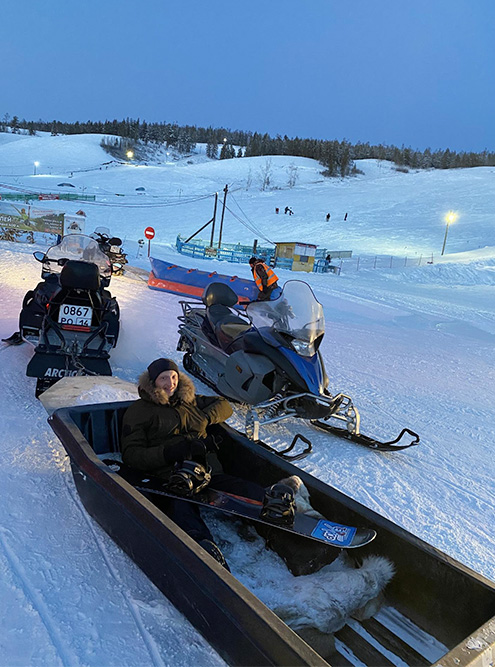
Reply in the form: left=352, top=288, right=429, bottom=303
left=1, top=131, right=494, bottom=666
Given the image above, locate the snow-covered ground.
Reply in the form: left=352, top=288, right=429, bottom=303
left=1, top=132, right=494, bottom=665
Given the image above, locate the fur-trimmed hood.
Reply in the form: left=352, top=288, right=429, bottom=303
left=137, top=370, right=196, bottom=406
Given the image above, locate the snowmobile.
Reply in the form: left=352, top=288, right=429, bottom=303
left=91, top=226, right=128, bottom=276
left=177, top=280, right=419, bottom=451
left=17, top=234, right=120, bottom=397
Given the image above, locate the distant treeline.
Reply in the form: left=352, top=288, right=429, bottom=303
left=2, top=112, right=494, bottom=176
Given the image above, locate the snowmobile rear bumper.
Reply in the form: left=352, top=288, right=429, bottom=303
left=26, top=351, right=112, bottom=378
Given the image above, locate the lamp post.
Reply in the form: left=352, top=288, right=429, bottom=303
left=441, top=211, right=457, bottom=256
left=126, top=150, right=134, bottom=162
left=34, top=161, right=39, bottom=175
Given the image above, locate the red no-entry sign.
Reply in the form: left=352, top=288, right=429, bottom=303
left=144, top=226, right=155, bottom=240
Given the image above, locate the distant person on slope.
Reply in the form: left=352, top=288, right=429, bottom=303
left=249, top=257, right=282, bottom=301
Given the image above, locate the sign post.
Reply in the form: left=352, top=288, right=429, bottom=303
left=144, top=226, right=155, bottom=257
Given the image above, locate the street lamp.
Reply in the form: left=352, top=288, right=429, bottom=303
left=441, top=211, right=457, bottom=256
left=34, top=161, right=39, bottom=175
left=126, top=150, right=134, bottom=161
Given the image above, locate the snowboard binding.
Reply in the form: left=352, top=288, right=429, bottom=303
left=261, top=483, right=296, bottom=526
left=168, top=460, right=212, bottom=497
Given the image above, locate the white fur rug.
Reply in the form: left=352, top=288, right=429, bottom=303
left=207, top=475, right=395, bottom=638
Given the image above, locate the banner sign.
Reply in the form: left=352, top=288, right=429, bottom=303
left=0, top=202, right=64, bottom=235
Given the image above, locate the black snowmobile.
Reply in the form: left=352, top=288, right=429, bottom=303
left=91, top=226, right=128, bottom=276
left=17, top=234, right=120, bottom=397
left=177, top=280, right=419, bottom=452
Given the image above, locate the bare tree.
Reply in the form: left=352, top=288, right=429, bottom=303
left=245, top=166, right=253, bottom=190
left=259, top=158, right=272, bottom=191
left=287, top=162, right=298, bottom=188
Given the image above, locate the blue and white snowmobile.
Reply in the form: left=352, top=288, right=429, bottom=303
left=177, top=280, right=419, bottom=452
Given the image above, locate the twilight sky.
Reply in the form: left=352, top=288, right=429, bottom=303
left=2, top=0, right=494, bottom=152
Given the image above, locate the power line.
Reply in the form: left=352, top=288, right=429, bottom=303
left=228, top=194, right=275, bottom=244
left=224, top=203, right=274, bottom=245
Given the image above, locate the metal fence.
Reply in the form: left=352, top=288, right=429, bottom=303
left=338, top=254, right=435, bottom=272
left=176, top=236, right=349, bottom=274
left=0, top=192, right=95, bottom=202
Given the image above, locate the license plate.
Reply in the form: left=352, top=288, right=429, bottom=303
left=110, top=245, right=120, bottom=253
left=58, top=304, right=93, bottom=327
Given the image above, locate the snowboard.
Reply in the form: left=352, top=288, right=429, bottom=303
left=104, top=460, right=376, bottom=549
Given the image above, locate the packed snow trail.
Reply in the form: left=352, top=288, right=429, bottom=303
left=0, top=247, right=225, bottom=667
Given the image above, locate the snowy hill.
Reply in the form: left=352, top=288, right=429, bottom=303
left=2, top=131, right=495, bottom=257
left=1, top=132, right=494, bottom=665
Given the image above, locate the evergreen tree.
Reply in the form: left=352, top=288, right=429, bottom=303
left=177, top=129, right=194, bottom=153
left=220, top=141, right=235, bottom=159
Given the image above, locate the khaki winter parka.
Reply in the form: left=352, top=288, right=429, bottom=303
left=121, top=370, right=233, bottom=477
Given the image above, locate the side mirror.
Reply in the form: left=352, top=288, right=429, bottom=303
left=33, top=251, right=46, bottom=262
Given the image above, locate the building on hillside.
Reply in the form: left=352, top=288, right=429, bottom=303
left=273, top=241, right=317, bottom=272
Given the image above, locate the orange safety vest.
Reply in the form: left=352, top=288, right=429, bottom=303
left=252, top=262, right=278, bottom=291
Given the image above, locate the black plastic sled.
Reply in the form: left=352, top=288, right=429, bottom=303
left=48, top=401, right=495, bottom=667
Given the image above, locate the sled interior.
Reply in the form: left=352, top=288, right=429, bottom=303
left=49, top=401, right=495, bottom=667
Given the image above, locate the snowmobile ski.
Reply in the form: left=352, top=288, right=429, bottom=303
left=310, top=421, right=420, bottom=451
left=104, top=460, right=377, bottom=549
left=1, top=331, right=25, bottom=346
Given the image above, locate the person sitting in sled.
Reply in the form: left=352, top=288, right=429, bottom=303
left=121, top=358, right=284, bottom=570
left=249, top=256, right=282, bottom=301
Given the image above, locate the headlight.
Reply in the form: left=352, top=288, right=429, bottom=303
left=291, top=339, right=314, bottom=357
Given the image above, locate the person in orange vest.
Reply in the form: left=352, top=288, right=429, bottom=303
left=249, top=257, right=282, bottom=301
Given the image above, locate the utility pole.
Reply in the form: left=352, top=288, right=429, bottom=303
left=217, top=184, right=228, bottom=249
left=184, top=192, right=219, bottom=244
left=209, top=192, right=218, bottom=247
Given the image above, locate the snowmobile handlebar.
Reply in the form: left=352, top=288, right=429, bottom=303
left=33, top=252, right=70, bottom=267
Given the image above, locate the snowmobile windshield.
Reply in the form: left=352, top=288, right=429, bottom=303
left=246, top=281, right=325, bottom=357
left=91, top=226, right=111, bottom=238
left=43, top=234, right=112, bottom=281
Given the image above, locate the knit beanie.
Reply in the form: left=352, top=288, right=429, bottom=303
left=147, top=358, right=180, bottom=383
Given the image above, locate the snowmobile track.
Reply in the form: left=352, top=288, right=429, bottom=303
left=0, top=527, right=76, bottom=666
left=64, top=474, right=167, bottom=667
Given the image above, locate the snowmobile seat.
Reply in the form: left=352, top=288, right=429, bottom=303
left=206, top=304, right=251, bottom=349
left=207, top=304, right=240, bottom=329
left=47, top=261, right=105, bottom=327
left=60, top=260, right=101, bottom=291
left=202, top=282, right=238, bottom=308
left=203, top=283, right=250, bottom=347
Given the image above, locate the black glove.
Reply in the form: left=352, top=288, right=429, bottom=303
left=163, top=438, right=207, bottom=465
